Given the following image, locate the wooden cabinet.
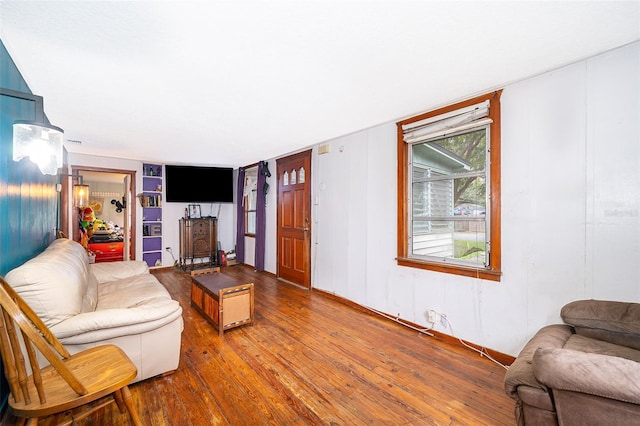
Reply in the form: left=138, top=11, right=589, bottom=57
left=179, top=217, right=218, bottom=270
left=142, top=163, right=163, bottom=267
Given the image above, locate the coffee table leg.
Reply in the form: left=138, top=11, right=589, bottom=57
left=218, top=289, right=224, bottom=337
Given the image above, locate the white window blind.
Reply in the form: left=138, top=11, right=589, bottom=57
left=402, top=100, right=492, bottom=144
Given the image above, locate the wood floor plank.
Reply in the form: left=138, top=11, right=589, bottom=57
left=228, top=332, right=337, bottom=425
left=143, top=379, right=172, bottom=426
left=256, top=296, right=465, bottom=424
left=1, top=266, right=515, bottom=425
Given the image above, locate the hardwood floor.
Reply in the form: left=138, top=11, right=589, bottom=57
left=2, top=266, right=515, bottom=425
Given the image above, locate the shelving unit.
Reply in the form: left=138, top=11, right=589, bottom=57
left=142, top=163, right=163, bottom=267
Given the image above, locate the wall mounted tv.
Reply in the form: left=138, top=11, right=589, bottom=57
left=165, top=165, right=234, bottom=203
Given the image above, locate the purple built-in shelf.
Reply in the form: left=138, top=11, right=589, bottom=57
left=142, top=163, right=163, bottom=267
left=143, top=252, right=162, bottom=267
left=143, top=237, right=162, bottom=252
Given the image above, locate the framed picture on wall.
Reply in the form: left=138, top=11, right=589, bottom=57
left=188, top=204, right=201, bottom=219
left=89, top=198, right=104, bottom=215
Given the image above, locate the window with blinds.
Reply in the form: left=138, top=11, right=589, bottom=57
left=396, top=91, right=502, bottom=280
left=409, top=126, right=489, bottom=266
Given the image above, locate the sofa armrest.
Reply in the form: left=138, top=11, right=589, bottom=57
left=504, top=324, right=574, bottom=399
left=90, top=260, right=149, bottom=283
left=533, top=347, right=640, bottom=405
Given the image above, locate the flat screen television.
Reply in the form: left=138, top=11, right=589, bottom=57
left=165, top=165, right=234, bottom=203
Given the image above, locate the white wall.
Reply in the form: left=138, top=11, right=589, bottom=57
left=70, top=42, right=638, bottom=357
left=162, top=201, right=235, bottom=266
left=260, top=42, right=639, bottom=356
left=66, top=154, right=237, bottom=267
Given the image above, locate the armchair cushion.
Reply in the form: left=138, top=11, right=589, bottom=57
left=561, top=300, right=640, bottom=350
left=564, top=334, right=640, bottom=363
left=533, top=347, right=640, bottom=405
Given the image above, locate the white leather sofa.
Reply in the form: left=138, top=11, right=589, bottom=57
left=5, top=238, right=183, bottom=383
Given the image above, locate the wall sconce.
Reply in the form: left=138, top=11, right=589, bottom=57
left=73, top=183, right=90, bottom=209
left=13, top=120, right=64, bottom=175
left=56, top=174, right=90, bottom=208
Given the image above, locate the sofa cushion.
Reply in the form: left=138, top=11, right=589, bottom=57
left=96, top=273, right=173, bottom=310
left=90, top=260, right=149, bottom=283
left=82, top=261, right=151, bottom=313
left=573, top=327, right=640, bottom=351
left=5, top=239, right=89, bottom=327
left=50, top=273, right=182, bottom=343
left=81, top=271, right=99, bottom=313
left=561, top=300, right=640, bottom=350
left=50, top=300, right=182, bottom=344
left=533, top=348, right=640, bottom=405
left=564, top=334, right=640, bottom=363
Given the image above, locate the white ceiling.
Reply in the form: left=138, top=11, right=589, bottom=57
left=1, top=1, right=639, bottom=168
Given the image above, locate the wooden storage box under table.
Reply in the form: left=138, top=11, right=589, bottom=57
left=190, top=273, right=254, bottom=336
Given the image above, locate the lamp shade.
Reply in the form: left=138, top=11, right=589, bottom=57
left=13, top=121, right=64, bottom=175
left=73, top=184, right=90, bottom=208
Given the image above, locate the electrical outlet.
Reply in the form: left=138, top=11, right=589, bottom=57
left=427, top=309, right=437, bottom=323
left=441, top=314, right=448, bottom=328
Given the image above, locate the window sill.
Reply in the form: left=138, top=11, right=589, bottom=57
left=396, top=257, right=502, bottom=282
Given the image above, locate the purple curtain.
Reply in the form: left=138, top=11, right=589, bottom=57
left=235, top=167, right=245, bottom=264
left=255, top=161, right=270, bottom=271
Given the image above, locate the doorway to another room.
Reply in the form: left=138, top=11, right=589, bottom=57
left=70, top=167, right=136, bottom=263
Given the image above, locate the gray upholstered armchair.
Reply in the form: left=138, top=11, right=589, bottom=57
left=504, top=300, right=640, bottom=425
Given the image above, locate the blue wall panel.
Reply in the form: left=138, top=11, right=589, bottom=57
left=0, top=39, right=30, bottom=93
left=0, top=38, right=59, bottom=412
left=0, top=40, right=58, bottom=275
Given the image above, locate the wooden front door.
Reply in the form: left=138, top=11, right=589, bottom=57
left=277, top=150, right=312, bottom=288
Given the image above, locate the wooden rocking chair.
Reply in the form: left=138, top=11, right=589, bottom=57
left=0, top=277, right=142, bottom=425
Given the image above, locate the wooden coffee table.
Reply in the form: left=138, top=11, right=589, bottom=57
left=190, top=273, right=254, bottom=336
